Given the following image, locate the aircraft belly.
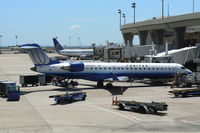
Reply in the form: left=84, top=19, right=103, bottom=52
left=129, top=72, right=174, bottom=79
left=39, top=71, right=175, bottom=81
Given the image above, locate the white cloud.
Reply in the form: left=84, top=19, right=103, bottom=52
left=69, top=25, right=80, bottom=30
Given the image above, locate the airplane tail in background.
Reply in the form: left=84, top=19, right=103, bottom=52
left=19, top=44, right=59, bottom=65
left=53, top=38, right=64, bottom=53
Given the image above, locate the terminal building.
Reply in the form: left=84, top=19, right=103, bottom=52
left=121, top=12, right=200, bottom=48
left=95, top=12, right=200, bottom=66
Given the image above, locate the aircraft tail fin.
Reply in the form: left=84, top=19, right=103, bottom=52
left=53, top=38, right=64, bottom=53
left=19, top=44, right=59, bottom=65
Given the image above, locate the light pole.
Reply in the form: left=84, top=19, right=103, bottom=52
left=0, top=35, right=3, bottom=47
left=78, top=37, right=80, bottom=48
left=118, top=9, right=121, bottom=27
left=131, top=3, right=136, bottom=23
left=122, top=13, right=126, bottom=24
left=161, top=0, right=164, bottom=19
left=193, top=0, right=195, bottom=13
left=0, top=35, right=2, bottom=49
left=168, top=2, right=169, bottom=17
left=15, top=35, right=18, bottom=46
left=69, top=36, right=71, bottom=48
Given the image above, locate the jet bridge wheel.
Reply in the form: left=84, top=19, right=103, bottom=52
left=138, top=106, right=146, bottom=113
left=97, top=82, right=103, bottom=88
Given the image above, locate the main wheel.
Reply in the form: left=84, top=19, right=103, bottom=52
left=119, top=103, right=125, bottom=110
left=82, top=96, right=86, bottom=101
left=69, top=97, right=74, bottom=103
left=106, top=83, right=113, bottom=89
left=138, top=106, right=146, bottom=113
left=152, top=108, right=157, bottom=113
left=97, top=82, right=103, bottom=88
left=182, top=93, right=187, bottom=97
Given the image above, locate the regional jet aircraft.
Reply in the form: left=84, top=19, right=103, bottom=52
left=19, top=44, right=192, bottom=88
left=53, top=38, right=93, bottom=59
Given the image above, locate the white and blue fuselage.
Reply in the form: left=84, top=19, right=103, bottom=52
left=36, top=62, right=192, bottom=82
left=53, top=38, right=93, bottom=59
left=19, top=43, right=192, bottom=84
left=59, top=49, right=93, bottom=58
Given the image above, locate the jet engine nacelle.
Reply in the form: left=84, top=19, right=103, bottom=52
left=70, top=62, right=84, bottom=72
left=60, top=62, right=84, bottom=72
left=80, top=55, right=86, bottom=60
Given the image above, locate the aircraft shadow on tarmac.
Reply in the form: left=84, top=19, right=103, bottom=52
left=20, top=85, right=127, bottom=96
left=50, top=100, right=82, bottom=106
left=20, top=82, right=163, bottom=96
left=20, top=87, right=69, bottom=95
left=170, top=95, right=200, bottom=99
left=77, top=83, right=151, bottom=96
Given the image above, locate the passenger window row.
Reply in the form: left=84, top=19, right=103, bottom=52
left=86, top=67, right=172, bottom=71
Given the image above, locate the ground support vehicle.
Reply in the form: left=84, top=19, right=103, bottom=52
left=38, top=74, right=53, bottom=85
left=171, top=73, right=195, bottom=88
left=20, top=74, right=53, bottom=87
left=169, top=88, right=200, bottom=97
left=51, top=78, right=78, bottom=87
left=20, top=75, right=39, bottom=87
left=113, top=98, right=168, bottom=113
left=0, top=81, right=20, bottom=101
left=49, top=92, right=86, bottom=104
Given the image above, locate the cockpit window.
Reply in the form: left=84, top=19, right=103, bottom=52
left=181, top=67, right=186, bottom=69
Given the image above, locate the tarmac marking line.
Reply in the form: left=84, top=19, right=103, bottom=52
left=118, top=110, right=140, bottom=121
left=87, top=103, right=139, bottom=123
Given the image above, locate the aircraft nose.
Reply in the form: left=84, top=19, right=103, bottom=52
left=186, top=69, right=192, bottom=74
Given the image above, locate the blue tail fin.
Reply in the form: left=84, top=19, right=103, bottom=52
left=53, top=38, right=64, bottom=53
left=19, top=44, right=59, bottom=65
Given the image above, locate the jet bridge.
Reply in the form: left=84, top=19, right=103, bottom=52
left=150, top=46, right=198, bottom=65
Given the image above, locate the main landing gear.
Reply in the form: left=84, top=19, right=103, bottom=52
left=52, top=78, right=78, bottom=87
left=97, top=82, right=103, bottom=88
left=97, top=81, right=114, bottom=89
left=106, top=83, right=113, bottom=89
left=69, top=80, right=78, bottom=87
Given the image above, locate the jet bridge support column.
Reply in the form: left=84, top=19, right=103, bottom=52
left=138, top=31, right=148, bottom=45
left=123, top=33, right=134, bottom=47
left=149, top=30, right=164, bottom=45
left=174, top=27, right=186, bottom=49
left=197, top=32, right=200, bottom=43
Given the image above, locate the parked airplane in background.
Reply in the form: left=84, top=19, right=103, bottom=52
left=19, top=44, right=192, bottom=88
left=53, top=38, right=93, bottom=59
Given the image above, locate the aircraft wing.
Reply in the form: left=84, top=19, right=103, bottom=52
left=104, top=76, right=129, bottom=82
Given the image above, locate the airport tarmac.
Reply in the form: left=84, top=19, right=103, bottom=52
left=0, top=53, right=200, bottom=133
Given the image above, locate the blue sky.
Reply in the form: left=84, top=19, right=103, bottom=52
left=0, top=0, right=200, bottom=47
